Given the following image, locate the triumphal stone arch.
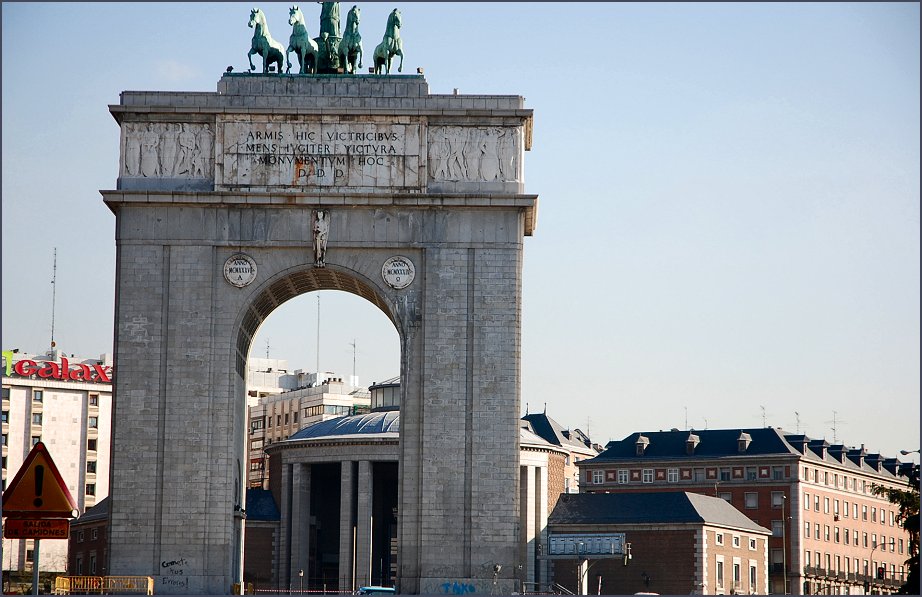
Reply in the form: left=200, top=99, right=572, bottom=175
left=104, top=73, right=536, bottom=594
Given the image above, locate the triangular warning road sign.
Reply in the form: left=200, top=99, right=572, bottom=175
left=2, top=442, right=78, bottom=518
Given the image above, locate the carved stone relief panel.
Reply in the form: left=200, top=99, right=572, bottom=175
left=122, top=122, right=215, bottom=179
left=428, top=126, right=521, bottom=183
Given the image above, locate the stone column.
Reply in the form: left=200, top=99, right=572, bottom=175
left=339, top=461, right=355, bottom=593
left=523, top=466, right=537, bottom=586
left=290, top=464, right=311, bottom=587
left=355, top=461, right=373, bottom=588
left=279, top=463, right=292, bottom=589
left=536, top=464, right=549, bottom=589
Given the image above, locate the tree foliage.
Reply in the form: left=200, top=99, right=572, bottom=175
left=872, top=465, right=920, bottom=595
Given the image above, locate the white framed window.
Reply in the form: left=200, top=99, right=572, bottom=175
left=805, top=551, right=811, bottom=566
left=804, top=492, right=810, bottom=510
left=749, top=538, right=757, bottom=551
left=617, top=469, right=628, bottom=484
left=815, top=523, right=820, bottom=540
left=642, top=468, right=654, bottom=483
left=716, top=557, right=725, bottom=591
left=771, top=491, right=784, bottom=508
left=824, top=497, right=830, bottom=513
left=716, top=532, right=725, bottom=546
left=804, top=521, right=810, bottom=537
left=732, top=535, right=741, bottom=548
left=744, top=492, right=758, bottom=509
left=824, top=525, right=830, bottom=541
left=592, top=470, right=604, bottom=484
left=667, top=468, right=679, bottom=482
left=749, top=563, right=757, bottom=591
left=843, top=500, right=849, bottom=517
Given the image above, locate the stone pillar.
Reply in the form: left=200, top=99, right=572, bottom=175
left=355, top=461, right=373, bottom=588
left=290, top=464, right=311, bottom=587
left=279, top=463, right=292, bottom=589
left=524, top=466, right=537, bottom=586
left=339, top=461, right=355, bottom=593
left=536, top=464, right=549, bottom=589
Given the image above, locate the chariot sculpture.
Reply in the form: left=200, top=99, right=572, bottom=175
left=244, top=3, right=403, bottom=75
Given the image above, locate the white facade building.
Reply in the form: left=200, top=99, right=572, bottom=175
left=2, top=348, right=113, bottom=573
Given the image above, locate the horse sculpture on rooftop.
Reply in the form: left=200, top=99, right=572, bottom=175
left=373, top=8, right=403, bottom=75
left=338, top=5, right=363, bottom=75
left=248, top=8, right=286, bottom=74
left=286, top=5, right=319, bottom=74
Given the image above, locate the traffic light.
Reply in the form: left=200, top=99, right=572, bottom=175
left=877, top=566, right=885, bottom=580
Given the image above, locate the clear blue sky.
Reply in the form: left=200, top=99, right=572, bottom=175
left=2, top=3, right=919, bottom=459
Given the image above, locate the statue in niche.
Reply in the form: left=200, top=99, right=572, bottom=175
left=193, top=124, right=215, bottom=178
left=313, top=210, right=329, bottom=267
left=287, top=5, right=319, bottom=74
left=140, top=124, right=160, bottom=177
left=178, top=124, right=196, bottom=176
left=125, top=125, right=141, bottom=176
left=159, top=123, right=180, bottom=177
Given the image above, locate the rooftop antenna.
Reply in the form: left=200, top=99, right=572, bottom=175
left=825, top=411, right=844, bottom=444
left=350, top=338, right=357, bottom=379
left=265, top=338, right=270, bottom=359
left=760, top=405, right=767, bottom=427
left=50, top=247, right=57, bottom=352
left=543, top=402, right=547, bottom=414
left=704, top=417, right=708, bottom=430
left=794, top=411, right=801, bottom=434
left=525, top=403, right=529, bottom=416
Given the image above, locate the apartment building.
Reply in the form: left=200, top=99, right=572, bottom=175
left=247, top=375, right=370, bottom=488
left=577, top=427, right=914, bottom=595
left=2, top=348, right=113, bottom=573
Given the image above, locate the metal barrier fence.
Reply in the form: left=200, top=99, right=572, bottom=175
left=54, top=576, right=154, bottom=595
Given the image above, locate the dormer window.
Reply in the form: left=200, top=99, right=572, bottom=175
left=686, top=433, right=700, bottom=455
left=737, top=432, right=752, bottom=453
left=635, top=435, right=650, bottom=456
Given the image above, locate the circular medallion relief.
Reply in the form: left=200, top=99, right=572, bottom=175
left=223, top=253, right=258, bottom=288
left=382, top=256, right=416, bottom=290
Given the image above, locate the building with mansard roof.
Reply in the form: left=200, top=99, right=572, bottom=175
left=577, top=427, right=914, bottom=595
left=548, top=491, right=771, bottom=595
left=256, top=382, right=590, bottom=594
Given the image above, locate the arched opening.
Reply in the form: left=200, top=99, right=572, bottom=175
left=233, top=265, right=403, bottom=591
left=235, top=266, right=402, bottom=379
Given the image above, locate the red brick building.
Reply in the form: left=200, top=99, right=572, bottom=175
left=548, top=491, right=771, bottom=595
left=68, top=497, right=109, bottom=576
left=577, top=428, right=914, bottom=594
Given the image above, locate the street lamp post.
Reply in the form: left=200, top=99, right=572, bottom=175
left=868, top=540, right=896, bottom=595
left=298, top=569, right=304, bottom=595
